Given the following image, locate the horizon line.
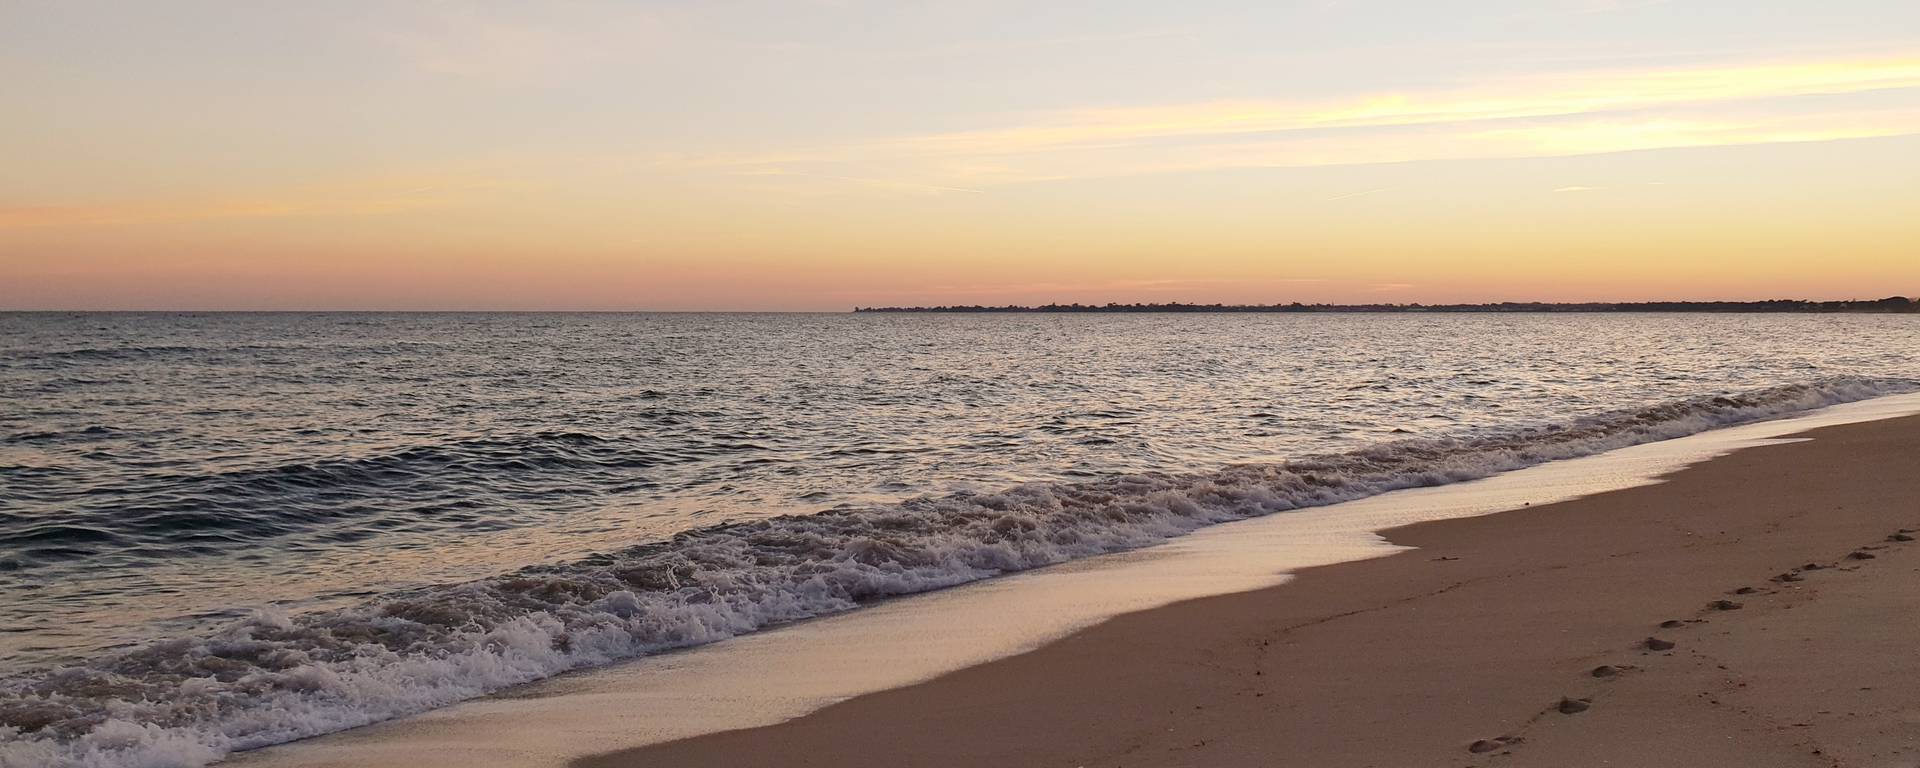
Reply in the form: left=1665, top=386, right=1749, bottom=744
left=5, top=295, right=1919, bottom=315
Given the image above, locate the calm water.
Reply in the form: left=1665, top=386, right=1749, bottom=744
left=0, top=312, right=1914, bottom=765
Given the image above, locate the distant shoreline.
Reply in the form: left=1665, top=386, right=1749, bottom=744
left=855, top=298, right=1919, bottom=313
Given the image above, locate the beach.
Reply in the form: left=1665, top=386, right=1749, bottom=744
left=581, top=412, right=1920, bottom=767
left=11, top=2, right=1920, bottom=765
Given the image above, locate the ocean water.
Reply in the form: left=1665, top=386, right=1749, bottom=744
left=0, top=311, right=1914, bottom=766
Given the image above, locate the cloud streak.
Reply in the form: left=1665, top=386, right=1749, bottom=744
left=0, top=177, right=507, bottom=230
left=899, top=56, right=1920, bottom=155
left=679, top=54, right=1920, bottom=188
left=371, top=1, right=662, bottom=86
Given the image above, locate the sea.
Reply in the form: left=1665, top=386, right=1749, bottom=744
left=1, top=311, right=1915, bottom=766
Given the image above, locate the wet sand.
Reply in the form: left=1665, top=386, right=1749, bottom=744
left=585, top=413, right=1920, bottom=767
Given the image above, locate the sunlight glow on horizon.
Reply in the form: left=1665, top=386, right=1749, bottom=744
left=3, top=1, right=1918, bottom=310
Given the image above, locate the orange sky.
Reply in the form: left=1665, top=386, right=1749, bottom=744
left=3, top=2, right=1918, bottom=310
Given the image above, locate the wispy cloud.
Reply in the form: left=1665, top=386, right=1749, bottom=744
left=1461, top=110, right=1920, bottom=156
left=670, top=54, right=1920, bottom=188
left=371, top=1, right=662, bottom=85
left=733, top=168, right=986, bottom=195
left=891, top=56, right=1920, bottom=155
left=0, top=177, right=508, bottom=230
left=1565, top=0, right=1671, bottom=15
left=1324, top=186, right=1396, bottom=201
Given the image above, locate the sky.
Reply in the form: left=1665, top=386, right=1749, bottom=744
left=3, top=0, right=1918, bottom=310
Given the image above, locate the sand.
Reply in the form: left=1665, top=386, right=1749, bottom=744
left=583, top=413, right=1920, bottom=768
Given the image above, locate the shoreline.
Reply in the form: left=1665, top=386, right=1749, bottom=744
left=585, top=412, right=1920, bottom=767
left=224, top=393, right=1920, bottom=768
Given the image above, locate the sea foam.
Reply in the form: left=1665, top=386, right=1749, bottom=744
left=0, top=377, right=1910, bottom=768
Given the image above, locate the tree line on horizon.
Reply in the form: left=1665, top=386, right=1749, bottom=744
left=853, top=297, right=1920, bottom=313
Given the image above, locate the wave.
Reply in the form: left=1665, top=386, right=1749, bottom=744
left=0, top=429, right=726, bottom=567
left=0, top=377, right=1911, bottom=767
left=1, top=427, right=119, bottom=444
left=0, top=346, right=240, bottom=365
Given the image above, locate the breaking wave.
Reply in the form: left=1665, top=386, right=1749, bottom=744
left=0, top=378, right=1910, bottom=767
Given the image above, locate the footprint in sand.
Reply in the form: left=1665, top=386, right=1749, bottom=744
left=1468, top=735, right=1522, bottom=754
left=1708, top=599, right=1744, bottom=611
left=1847, top=551, right=1876, bottom=560
left=1644, top=637, right=1676, bottom=651
left=1556, top=697, right=1592, bottom=715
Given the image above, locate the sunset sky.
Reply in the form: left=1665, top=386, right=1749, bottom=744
left=4, top=1, right=1918, bottom=310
